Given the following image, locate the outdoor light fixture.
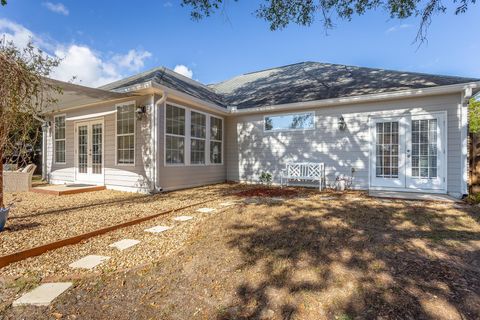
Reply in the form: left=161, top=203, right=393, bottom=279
left=136, top=106, right=146, bottom=120
left=41, top=121, right=51, bottom=130
left=338, top=115, right=347, bottom=131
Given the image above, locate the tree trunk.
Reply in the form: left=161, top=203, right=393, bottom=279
left=0, top=148, right=3, bottom=208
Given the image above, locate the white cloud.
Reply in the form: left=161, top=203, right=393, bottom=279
left=0, top=18, right=152, bottom=87
left=163, top=1, right=173, bottom=8
left=43, top=2, right=69, bottom=16
left=173, top=64, right=193, bottom=79
left=385, top=24, right=412, bottom=34
left=113, top=49, right=152, bottom=72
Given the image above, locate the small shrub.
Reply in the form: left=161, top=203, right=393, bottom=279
left=466, top=193, right=480, bottom=205
left=259, top=172, right=272, bottom=185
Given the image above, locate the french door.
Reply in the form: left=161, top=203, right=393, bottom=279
left=74, top=120, right=104, bottom=185
left=371, top=112, right=446, bottom=191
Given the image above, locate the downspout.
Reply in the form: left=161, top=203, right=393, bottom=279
left=33, top=115, right=50, bottom=181
left=461, top=87, right=473, bottom=197
left=152, top=91, right=167, bottom=192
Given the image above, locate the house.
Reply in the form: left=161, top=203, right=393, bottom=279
left=43, top=62, right=480, bottom=197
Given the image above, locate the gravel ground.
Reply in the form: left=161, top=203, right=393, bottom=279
left=0, top=183, right=243, bottom=256
left=1, top=187, right=479, bottom=319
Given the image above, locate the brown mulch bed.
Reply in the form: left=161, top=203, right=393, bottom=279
left=1, top=188, right=480, bottom=319
left=234, top=186, right=300, bottom=198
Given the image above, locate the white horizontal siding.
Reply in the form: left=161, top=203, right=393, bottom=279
left=226, top=93, right=464, bottom=194
left=46, top=95, right=154, bottom=192
left=157, top=96, right=226, bottom=191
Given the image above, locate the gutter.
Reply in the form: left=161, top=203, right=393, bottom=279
left=152, top=90, right=168, bottom=193
left=230, top=81, right=480, bottom=115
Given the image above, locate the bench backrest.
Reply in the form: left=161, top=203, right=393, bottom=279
left=286, top=162, right=324, bottom=179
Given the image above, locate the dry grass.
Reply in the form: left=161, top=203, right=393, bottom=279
left=1, top=185, right=480, bottom=320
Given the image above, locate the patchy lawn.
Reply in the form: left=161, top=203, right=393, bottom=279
left=1, top=186, right=480, bottom=319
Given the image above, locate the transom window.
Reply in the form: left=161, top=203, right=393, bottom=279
left=116, top=104, right=135, bottom=165
left=166, top=104, right=186, bottom=164
left=190, top=111, right=206, bottom=164
left=54, top=115, right=66, bottom=164
left=210, top=116, right=223, bottom=164
left=411, top=119, right=437, bottom=178
left=264, top=112, right=315, bottom=131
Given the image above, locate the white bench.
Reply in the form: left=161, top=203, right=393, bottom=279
left=280, top=162, right=325, bottom=190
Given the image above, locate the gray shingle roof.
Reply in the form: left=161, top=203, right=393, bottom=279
left=99, top=62, right=479, bottom=110
left=209, top=62, right=479, bottom=109
left=99, top=67, right=226, bottom=107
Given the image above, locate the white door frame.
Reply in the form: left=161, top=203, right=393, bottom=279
left=369, top=111, right=447, bottom=194
left=74, top=118, right=105, bottom=185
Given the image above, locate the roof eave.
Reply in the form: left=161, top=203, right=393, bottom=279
left=230, top=81, right=480, bottom=114
left=150, top=82, right=229, bottom=115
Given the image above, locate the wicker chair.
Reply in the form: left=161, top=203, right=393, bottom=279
left=3, top=164, right=37, bottom=192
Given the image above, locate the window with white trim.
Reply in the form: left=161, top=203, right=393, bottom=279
left=165, top=104, right=185, bottom=164
left=116, top=104, right=135, bottom=165
left=210, top=116, right=223, bottom=164
left=190, top=111, right=206, bottom=164
left=264, top=112, right=315, bottom=131
left=54, top=115, right=66, bottom=163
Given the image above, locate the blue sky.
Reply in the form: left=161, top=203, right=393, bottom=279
left=1, top=1, right=479, bottom=87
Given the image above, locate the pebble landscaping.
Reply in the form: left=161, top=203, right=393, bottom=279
left=7, top=198, right=238, bottom=308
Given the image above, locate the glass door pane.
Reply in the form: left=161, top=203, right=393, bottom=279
left=78, top=125, right=88, bottom=174
left=375, top=121, right=399, bottom=178
left=92, top=123, right=102, bottom=174
left=411, top=119, right=437, bottom=179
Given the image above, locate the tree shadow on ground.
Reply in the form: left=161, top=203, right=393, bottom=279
left=219, top=198, right=480, bottom=319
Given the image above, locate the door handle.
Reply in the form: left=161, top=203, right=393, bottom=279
left=406, top=150, right=411, bottom=158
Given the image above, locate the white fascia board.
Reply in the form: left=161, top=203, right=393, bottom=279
left=232, top=81, right=480, bottom=115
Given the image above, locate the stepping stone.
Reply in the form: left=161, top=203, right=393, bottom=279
left=13, top=282, right=72, bottom=307
left=219, top=201, right=235, bottom=206
left=318, top=196, right=337, bottom=201
left=244, top=198, right=260, bottom=204
left=173, top=215, right=193, bottom=221
left=270, top=197, right=284, bottom=203
left=197, top=207, right=216, bottom=213
left=69, top=255, right=110, bottom=270
left=109, top=239, right=140, bottom=251
left=144, top=225, right=172, bottom=233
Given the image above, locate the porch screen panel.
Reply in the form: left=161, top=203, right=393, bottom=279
left=375, top=122, right=399, bottom=178
left=78, top=125, right=88, bottom=174
left=411, top=119, right=437, bottom=178
left=92, top=124, right=102, bottom=174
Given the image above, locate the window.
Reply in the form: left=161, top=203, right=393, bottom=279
left=190, top=111, right=206, bottom=164
left=54, top=115, right=66, bottom=163
left=116, top=104, right=135, bottom=165
left=264, top=112, right=314, bottom=131
left=166, top=104, right=185, bottom=164
left=210, top=116, right=223, bottom=164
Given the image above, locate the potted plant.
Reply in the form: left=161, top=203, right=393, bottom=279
left=0, top=206, right=9, bottom=231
